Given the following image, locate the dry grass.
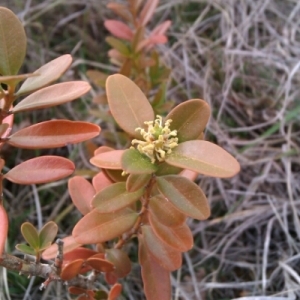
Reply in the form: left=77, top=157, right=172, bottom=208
left=1, top=0, right=300, bottom=299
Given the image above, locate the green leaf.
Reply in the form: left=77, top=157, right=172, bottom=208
left=12, top=81, right=90, bottom=113
left=165, top=99, right=210, bottom=142
left=106, top=37, right=130, bottom=56
left=106, top=74, right=154, bottom=137
left=0, top=7, right=26, bottom=75
left=4, top=156, right=75, bottom=184
left=39, top=221, right=58, bottom=250
left=92, top=182, right=143, bottom=213
left=15, top=244, right=36, bottom=255
left=122, top=149, right=158, bottom=174
left=126, top=173, right=151, bottom=192
left=21, top=222, right=39, bottom=249
left=16, top=54, right=73, bottom=95
left=155, top=161, right=182, bottom=176
left=166, top=140, right=240, bottom=178
left=90, top=150, right=124, bottom=170
left=73, top=208, right=138, bottom=244
left=8, top=120, right=100, bottom=149
left=156, top=175, right=210, bottom=220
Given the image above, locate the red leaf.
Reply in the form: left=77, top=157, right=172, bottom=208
left=92, top=172, right=113, bottom=193
left=86, top=257, right=115, bottom=273
left=61, top=259, right=84, bottom=281
left=90, top=150, right=124, bottom=169
left=69, top=176, right=95, bottom=215
left=108, top=283, right=122, bottom=300
left=4, top=156, right=75, bottom=184
left=139, top=0, right=159, bottom=26
left=8, top=120, right=100, bottom=149
left=0, top=206, right=8, bottom=256
left=151, top=20, right=171, bottom=36
left=104, top=20, right=133, bottom=41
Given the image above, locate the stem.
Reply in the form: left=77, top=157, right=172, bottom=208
left=114, top=175, right=156, bottom=249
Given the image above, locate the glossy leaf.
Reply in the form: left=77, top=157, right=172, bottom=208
left=156, top=175, right=210, bottom=220
left=8, top=120, right=100, bottom=149
left=69, top=176, right=95, bottom=215
left=126, top=173, right=151, bottom=192
left=149, top=214, right=193, bottom=252
left=61, top=259, right=84, bottom=281
left=104, top=20, right=133, bottom=41
left=138, top=235, right=171, bottom=300
left=92, top=172, right=113, bottom=193
left=0, top=206, right=8, bottom=256
left=165, top=99, right=210, bottom=142
left=106, top=74, right=154, bottom=137
left=108, top=283, right=122, bottom=300
left=73, top=208, right=138, bottom=244
left=17, top=54, right=72, bottom=95
left=105, top=249, right=131, bottom=278
left=148, top=195, right=185, bottom=227
left=0, top=7, right=26, bottom=75
left=42, top=236, right=81, bottom=260
left=86, top=257, right=115, bottom=273
left=141, top=225, right=182, bottom=271
left=122, top=149, right=158, bottom=174
left=92, top=182, right=143, bottom=213
left=166, top=140, right=240, bottom=178
left=39, top=221, right=58, bottom=250
left=21, top=222, right=39, bottom=249
left=15, top=243, right=35, bottom=255
left=4, top=156, right=75, bottom=184
left=90, top=150, right=124, bottom=169
left=12, top=81, right=90, bottom=113
left=139, top=0, right=159, bottom=26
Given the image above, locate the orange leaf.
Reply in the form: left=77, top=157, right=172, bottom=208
left=104, top=20, right=133, bottom=41
left=105, top=249, right=131, bottom=278
left=149, top=214, right=193, bottom=252
left=90, top=150, right=124, bottom=170
left=8, top=120, right=100, bottom=149
left=69, top=176, right=95, bottom=215
left=141, top=225, right=182, bottom=271
left=73, top=208, right=138, bottom=244
left=148, top=195, right=186, bottom=227
left=108, top=283, right=122, bottom=300
left=0, top=206, right=8, bottom=256
left=42, top=236, right=81, bottom=260
left=12, top=81, right=90, bottom=113
left=92, top=172, right=113, bottom=193
left=4, top=156, right=75, bottom=184
left=61, top=259, right=84, bottom=281
left=86, top=257, right=115, bottom=273
left=138, top=235, right=171, bottom=300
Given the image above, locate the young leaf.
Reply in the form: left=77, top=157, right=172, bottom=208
left=8, top=120, right=100, bottom=149
left=21, top=222, right=39, bottom=249
left=148, top=195, right=186, bottom=227
left=16, top=54, right=73, bottom=95
left=156, top=175, right=210, bottom=220
left=105, top=249, right=131, bottom=278
left=108, top=283, right=122, bottom=300
left=0, top=73, right=36, bottom=86
left=166, top=140, right=240, bottom=178
left=15, top=244, right=36, bottom=255
left=106, top=37, right=130, bottom=56
left=90, top=150, right=124, bottom=169
left=104, top=20, right=133, bottom=41
left=141, top=225, right=182, bottom=271
left=139, top=0, right=159, bottom=26
left=126, top=173, right=151, bottom=192
left=38, top=221, right=58, bottom=250
left=106, top=74, right=154, bottom=137
left=12, top=82, right=90, bottom=113
left=69, top=176, right=95, bottom=215
left=73, top=208, right=138, bottom=244
left=61, top=259, right=84, bottom=281
left=165, top=99, right=210, bottom=142
left=0, top=206, right=8, bottom=256
left=138, top=236, right=171, bottom=300
left=92, top=182, right=143, bottom=213
left=0, top=7, right=26, bottom=75
left=122, top=149, right=158, bottom=174
left=42, top=236, right=82, bottom=260
left=149, top=214, right=193, bottom=252
left=4, top=156, right=75, bottom=184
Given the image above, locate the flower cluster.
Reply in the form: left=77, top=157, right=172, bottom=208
left=131, top=115, right=178, bottom=163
